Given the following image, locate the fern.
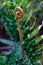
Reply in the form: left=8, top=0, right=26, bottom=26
left=0, top=0, right=43, bottom=65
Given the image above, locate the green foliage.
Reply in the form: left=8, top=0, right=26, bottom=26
left=0, top=0, right=43, bottom=65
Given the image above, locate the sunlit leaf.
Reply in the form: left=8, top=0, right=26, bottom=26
left=28, top=25, right=42, bottom=39
left=25, top=10, right=33, bottom=24
left=36, top=44, right=43, bottom=52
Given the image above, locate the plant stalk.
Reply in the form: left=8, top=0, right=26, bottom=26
left=16, top=18, right=24, bottom=60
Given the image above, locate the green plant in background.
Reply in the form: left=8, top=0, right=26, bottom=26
left=0, top=0, right=43, bottom=65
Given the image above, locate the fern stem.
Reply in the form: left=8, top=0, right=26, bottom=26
left=16, top=18, right=24, bottom=60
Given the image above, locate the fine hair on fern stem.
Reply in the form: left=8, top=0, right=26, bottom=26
left=14, top=6, right=24, bottom=60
